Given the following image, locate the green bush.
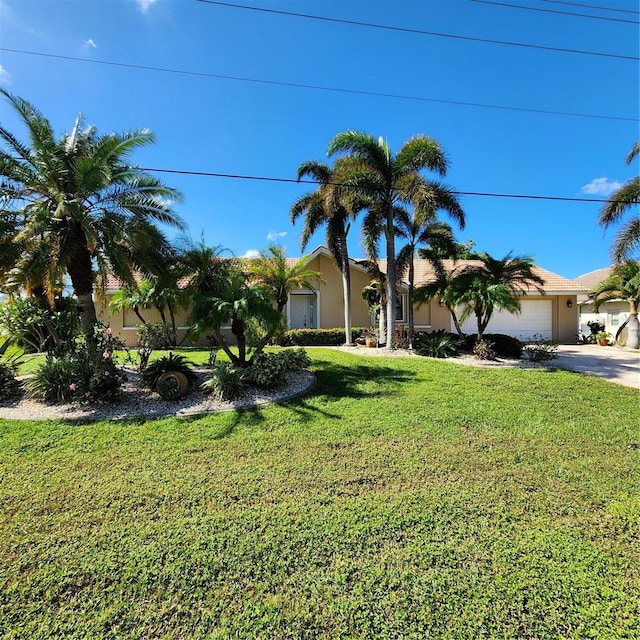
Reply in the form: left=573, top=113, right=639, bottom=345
left=523, top=334, right=559, bottom=364
left=278, top=328, right=367, bottom=346
left=201, top=362, right=248, bottom=401
left=27, top=324, right=127, bottom=403
left=248, top=348, right=310, bottom=389
left=0, top=361, right=20, bottom=401
left=0, top=297, right=79, bottom=353
left=140, top=352, right=197, bottom=391
left=414, top=330, right=460, bottom=358
left=136, top=322, right=175, bottom=371
left=463, top=333, right=523, bottom=359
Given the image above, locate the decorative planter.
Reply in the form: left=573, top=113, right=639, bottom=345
left=157, top=371, right=189, bottom=400
left=597, top=338, right=609, bottom=347
left=365, top=337, right=377, bottom=348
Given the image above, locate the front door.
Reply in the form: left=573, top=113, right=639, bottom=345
left=289, top=294, right=317, bottom=329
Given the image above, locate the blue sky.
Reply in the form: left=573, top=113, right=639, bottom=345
left=1, top=0, right=638, bottom=279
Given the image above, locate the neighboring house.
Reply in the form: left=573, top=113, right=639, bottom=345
left=97, top=246, right=584, bottom=345
left=576, top=267, right=629, bottom=342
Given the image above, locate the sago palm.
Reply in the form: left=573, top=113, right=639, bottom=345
left=327, top=131, right=465, bottom=348
left=0, top=89, right=184, bottom=339
left=600, top=141, right=640, bottom=262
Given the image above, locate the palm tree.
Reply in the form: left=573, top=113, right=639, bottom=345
left=327, top=131, right=464, bottom=349
left=0, top=89, right=184, bottom=340
left=453, top=253, right=545, bottom=341
left=395, top=208, right=458, bottom=344
left=291, top=159, right=363, bottom=345
left=358, top=259, right=388, bottom=343
left=189, top=259, right=284, bottom=367
left=600, top=141, right=640, bottom=262
left=590, top=260, right=640, bottom=349
left=413, top=262, right=468, bottom=337
left=247, top=245, right=320, bottom=314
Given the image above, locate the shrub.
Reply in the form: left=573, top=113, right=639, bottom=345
left=278, top=328, right=367, bottom=347
left=473, top=339, right=497, bottom=361
left=524, top=335, right=559, bottom=364
left=248, top=348, right=310, bottom=389
left=27, top=355, right=76, bottom=402
left=0, top=297, right=79, bottom=353
left=414, top=330, right=460, bottom=358
left=0, top=361, right=20, bottom=401
left=136, top=322, right=174, bottom=371
left=27, top=323, right=127, bottom=403
left=140, top=352, right=197, bottom=391
left=202, top=362, right=248, bottom=400
left=462, top=333, right=523, bottom=359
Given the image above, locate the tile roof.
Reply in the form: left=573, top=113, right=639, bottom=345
left=575, top=266, right=612, bottom=292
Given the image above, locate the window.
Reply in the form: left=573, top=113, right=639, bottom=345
left=395, top=295, right=406, bottom=322
left=610, top=312, right=620, bottom=327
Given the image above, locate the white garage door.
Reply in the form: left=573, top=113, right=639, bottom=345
left=456, top=300, right=552, bottom=341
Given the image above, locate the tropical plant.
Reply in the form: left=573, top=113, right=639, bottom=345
left=247, top=348, right=310, bottom=389
left=140, top=352, right=197, bottom=391
left=135, top=322, right=174, bottom=371
left=473, top=339, right=497, bottom=361
left=413, top=329, right=460, bottom=358
left=523, top=334, right=559, bottom=363
left=359, top=260, right=389, bottom=344
left=599, top=141, right=640, bottom=262
left=589, top=260, right=640, bottom=349
left=248, top=245, right=321, bottom=314
left=327, top=131, right=465, bottom=348
left=454, top=253, right=545, bottom=341
left=291, top=159, right=365, bottom=346
left=396, top=210, right=458, bottom=345
left=413, top=262, right=468, bottom=337
left=201, top=362, right=248, bottom=401
left=0, top=89, right=184, bottom=341
left=189, top=258, right=284, bottom=367
left=0, top=338, right=21, bottom=400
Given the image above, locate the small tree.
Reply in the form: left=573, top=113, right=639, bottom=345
left=590, top=260, right=640, bottom=349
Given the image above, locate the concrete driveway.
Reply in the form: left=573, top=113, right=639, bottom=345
left=554, top=345, right=640, bottom=389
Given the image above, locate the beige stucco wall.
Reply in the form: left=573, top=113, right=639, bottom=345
left=554, top=295, right=579, bottom=344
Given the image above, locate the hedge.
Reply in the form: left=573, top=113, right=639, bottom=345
left=278, top=327, right=368, bottom=347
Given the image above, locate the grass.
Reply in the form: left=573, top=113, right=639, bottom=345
left=1, top=349, right=639, bottom=638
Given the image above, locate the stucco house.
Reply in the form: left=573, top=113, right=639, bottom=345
left=576, top=267, right=630, bottom=342
left=97, top=246, right=584, bottom=346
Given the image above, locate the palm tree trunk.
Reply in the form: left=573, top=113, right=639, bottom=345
left=66, top=239, right=98, bottom=340
left=231, top=316, right=247, bottom=366
left=340, top=241, right=352, bottom=346
left=133, top=305, right=147, bottom=325
left=385, top=213, right=396, bottom=350
left=448, top=305, right=466, bottom=337
left=214, top=329, right=240, bottom=366
left=627, top=300, right=639, bottom=349
left=168, top=301, right=178, bottom=346
left=407, top=258, right=415, bottom=348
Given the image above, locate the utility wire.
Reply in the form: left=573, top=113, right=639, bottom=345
left=469, top=0, right=639, bottom=24
left=140, top=166, right=621, bottom=204
left=540, top=0, right=640, bottom=16
left=194, top=0, right=639, bottom=61
left=3, top=48, right=637, bottom=123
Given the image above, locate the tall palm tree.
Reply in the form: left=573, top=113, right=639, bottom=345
left=0, top=89, right=184, bottom=339
left=291, top=159, right=363, bottom=345
left=453, top=253, right=545, bottom=341
left=247, top=245, right=321, bottom=314
left=395, top=208, right=458, bottom=344
left=327, top=131, right=464, bottom=348
left=600, top=141, right=640, bottom=262
left=590, top=260, right=640, bottom=349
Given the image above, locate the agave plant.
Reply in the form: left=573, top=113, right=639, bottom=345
left=413, top=330, right=460, bottom=358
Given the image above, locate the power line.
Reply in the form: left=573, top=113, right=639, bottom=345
left=540, top=0, right=640, bottom=16
left=140, top=166, right=621, bottom=204
left=194, top=0, right=639, bottom=61
left=469, top=0, right=639, bottom=24
left=3, top=48, right=637, bottom=124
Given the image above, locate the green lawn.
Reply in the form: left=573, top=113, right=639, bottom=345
left=1, top=349, right=638, bottom=639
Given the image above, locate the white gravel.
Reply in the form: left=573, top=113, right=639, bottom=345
left=0, top=368, right=317, bottom=422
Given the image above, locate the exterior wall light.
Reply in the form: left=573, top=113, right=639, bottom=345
left=566, top=299, right=573, bottom=308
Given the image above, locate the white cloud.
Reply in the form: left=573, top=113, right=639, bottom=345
left=0, top=64, right=10, bottom=83
left=86, top=38, right=97, bottom=49
left=581, top=177, right=623, bottom=196
left=241, top=249, right=260, bottom=259
left=136, top=0, right=157, bottom=13
left=266, top=230, right=287, bottom=242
